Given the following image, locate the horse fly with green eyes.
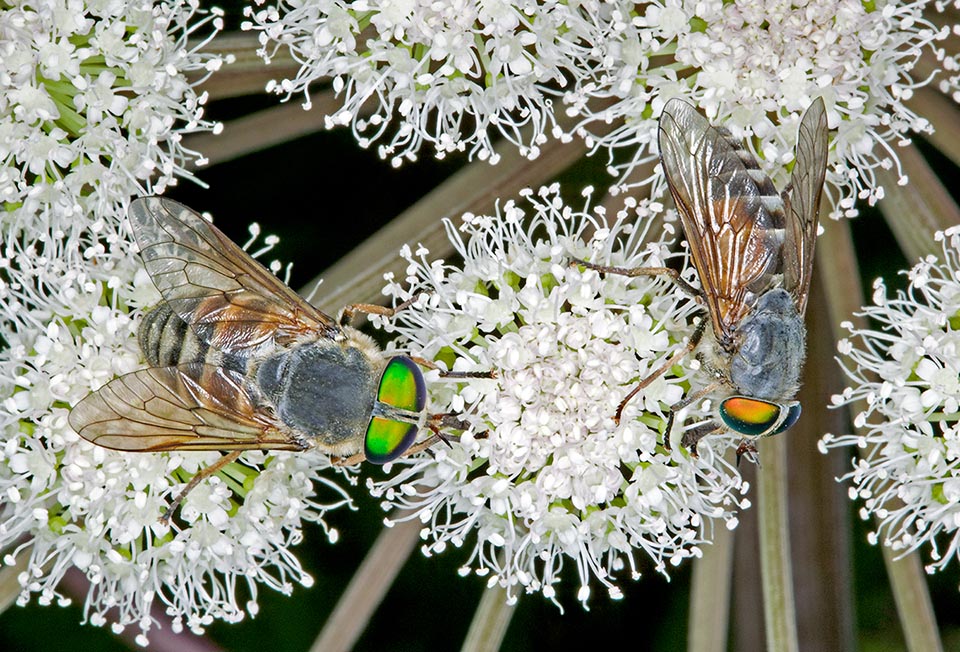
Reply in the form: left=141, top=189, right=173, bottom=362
left=70, top=197, right=479, bottom=521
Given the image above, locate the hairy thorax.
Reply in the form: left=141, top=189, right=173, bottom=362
left=726, top=288, right=806, bottom=400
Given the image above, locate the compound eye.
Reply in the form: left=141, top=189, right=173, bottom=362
left=719, top=396, right=786, bottom=438
left=771, top=402, right=801, bottom=435
left=364, top=357, right=427, bottom=464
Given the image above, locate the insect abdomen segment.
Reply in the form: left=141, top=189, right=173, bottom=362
left=139, top=302, right=240, bottom=371
left=714, top=127, right=791, bottom=275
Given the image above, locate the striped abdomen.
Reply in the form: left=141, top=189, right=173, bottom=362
left=717, top=126, right=786, bottom=219
left=138, top=303, right=231, bottom=369
left=714, top=125, right=791, bottom=297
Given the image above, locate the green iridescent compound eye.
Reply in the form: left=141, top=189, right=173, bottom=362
left=364, top=356, right=427, bottom=464
left=719, top=396, right=785, bottom=438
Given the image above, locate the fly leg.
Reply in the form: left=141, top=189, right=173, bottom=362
left=410, top=355, right=497, bottom=380
left=333, top=433, right=446, bottom=466
left=655, top=377, right=723, bottom=454
left=569, top=258, right=703, bottom=301
left=341, top=300, right=497, bottom=381
left=614, top=318, right=707, bottom=424
left=160, top=450, right=243, bottom=525
left=407, top=413, right=487, bottom=457
left=735, top=440, right=761, bottom=466
left=339, top=292, right=428, bottom=326
left=333, top=414, right=486, bottom=466
left=569, top=257, right=708, bottom=422
left=667, top=416, right=761, bottom=465
left=677, top=422, right=724, bottom=456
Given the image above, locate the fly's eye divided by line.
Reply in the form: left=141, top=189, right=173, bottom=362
left=364, top=356, right=428, bottom=464
left=719, top=396, right=801, bottom=438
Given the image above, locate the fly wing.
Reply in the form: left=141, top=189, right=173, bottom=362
left=781, top=98, right=829, bottom=315
left=658, top=99, right=782, bottom=341
left=130, top=196, right=339, bottom=358
left=68, top=364, right=306, bottom=452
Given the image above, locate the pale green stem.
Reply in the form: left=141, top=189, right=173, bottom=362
left=789, top=270, right=855, bottom=651
left=460, top=584, right=515, bottom=652
left=0, top=550, right=29, bottom=616
left=877, top=141, right=960, bottom=260
left=303, top=121, right=595, bottom=313
left=309, top=517, right=421, bottom=652
left=687, top=503, right=734, bottom=652
left=875, top=51, right=956, bottom=652
left=757, top=434, right=798, bottom=652
left=817, top=216, right=944, bottom=652
left=882, top=548, right=944, bottom=652
left=192, top=32, right=300, bottom=101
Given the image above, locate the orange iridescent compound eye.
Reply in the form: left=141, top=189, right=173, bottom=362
left=719, top=396, right=783, bottom=438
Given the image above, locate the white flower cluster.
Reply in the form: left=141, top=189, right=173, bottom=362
left=0, top=1, right=353, bottom=644
left=242, top=0, right=604, bottom=166
left=567, top=0, right=958, bottom=214
left=369, top=185, right=749, bottom=605
left=242, top=0, right=958, bottom=218
left=822, top=226, right=960, bottom=577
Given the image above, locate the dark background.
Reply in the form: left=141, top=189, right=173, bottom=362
left=2, top=17, right=960, bottom=651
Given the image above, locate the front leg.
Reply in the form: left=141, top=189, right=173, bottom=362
left=736, top=439, right=761, bottom=467
left=333, top=414, right=487, bottom=466
left=678, top=421, right=724, bottom=456
left=339, top=292, right=429, bottom=326
left=410, top=355, right=497, bottom=380
left=160, top=450, right=243, bottom=524
left=569, top=257, right=703, bottom=300
left=614, top=319, right=709, bottom=424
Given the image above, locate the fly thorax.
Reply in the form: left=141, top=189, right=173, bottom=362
left=695, top=330, right=733, bottom=384
left=729, top=288, right=805, bottom=400
left=256, top=342, right=378, bottom=446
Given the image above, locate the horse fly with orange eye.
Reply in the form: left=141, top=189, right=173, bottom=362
left=574, top=97, right=829, bottom=462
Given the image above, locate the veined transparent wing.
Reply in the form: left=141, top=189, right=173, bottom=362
left=658, top=99, right=784, bottom=342
left=68, top=363, right=305, bottom=452
left=130, top=196, right=339, bottom=358
left=781, top=98, right=829, bottom=315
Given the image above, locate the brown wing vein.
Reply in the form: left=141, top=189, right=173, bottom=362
left=68, top=364, right=305, bottom=453
left=782, top=98, right=829, bottom=315
left=658, top=99, right=779, bottom=340
left=129, top=197, right=338, bottom=356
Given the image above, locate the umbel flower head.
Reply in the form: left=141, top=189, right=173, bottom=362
left=821, top=226, right=960, bottom=577
left=243, top=0, right=958, bottom=221
left=241, top=0, right=603, bottom=166
left=566, top=0, right=959, bottom=215
left=0, top=1, right=353, bottom=644
left=369, top=185, right=750, bottom=605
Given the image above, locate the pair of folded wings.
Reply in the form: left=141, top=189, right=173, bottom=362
left=658, top=98, right=829, bottom=341
left=69, top=197, right=340, bottom=453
